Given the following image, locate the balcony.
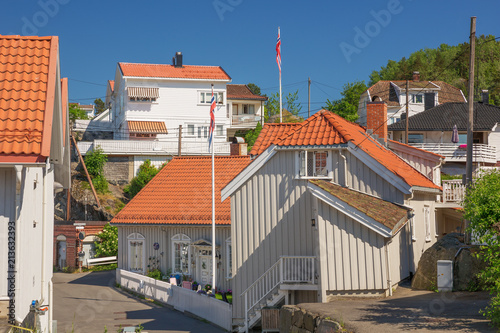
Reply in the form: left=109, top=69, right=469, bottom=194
left=231, top=114, right=262, bottom=128
left=442, top=179, right=466, bottom=204
left=409, top=143, right=497, bottom=164
left=77, top=139, right=231, bottom=156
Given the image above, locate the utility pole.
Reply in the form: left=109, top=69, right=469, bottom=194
left=405, top=79, right=409, bottom=144
left=466, top=17, right=476, bottom=188
left=308, top=77, right=311, bottom=118
left=178, top=125, right=182, bottom=157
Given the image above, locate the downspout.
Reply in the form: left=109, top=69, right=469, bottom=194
left=385, top=238, right=393, bottom=296
left=13, top=165, right=23, bottom=324
left=339, top=149, right=348, bottom=187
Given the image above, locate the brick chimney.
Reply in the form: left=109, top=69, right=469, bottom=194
left=412, top=71, right=420, bottom=82
left=366, top=101, right=388, bottom=144
left=482, top=90, right=489, bottom=104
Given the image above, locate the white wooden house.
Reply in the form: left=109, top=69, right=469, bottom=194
left=0, top=35, right=70, bottom=333
left=358, top=71, right=466, bottom=126
left=222, top=110, right=444, bottom=331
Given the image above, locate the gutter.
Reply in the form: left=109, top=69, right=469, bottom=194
left=12, top=165, right=23, bottom=324
left=385, top=238, right=393, bottom=296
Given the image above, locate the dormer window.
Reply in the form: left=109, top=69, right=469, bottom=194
left=297, top=150, right=331, bottom=178
left=412, top=94, right=423, bottom=104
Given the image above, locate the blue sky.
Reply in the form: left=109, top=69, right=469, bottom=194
left=1, top=0, right=499, bottom=118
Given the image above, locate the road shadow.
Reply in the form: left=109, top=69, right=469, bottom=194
left=67, top=270, right=116, bottom=287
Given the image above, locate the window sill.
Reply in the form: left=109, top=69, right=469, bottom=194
left=296, top=176, right=332, bottom=180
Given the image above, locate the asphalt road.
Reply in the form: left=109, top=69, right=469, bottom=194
left=299, top=282, right=495, bottom=333
left=53, top=270, right=226, bottom=333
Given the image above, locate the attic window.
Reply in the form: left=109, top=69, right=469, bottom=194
left=297, top=151, right=331, bottom=179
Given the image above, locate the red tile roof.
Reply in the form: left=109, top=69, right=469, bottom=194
left=227, top=84, right=267, bottom=101
left=111, top=156, right=251, bottom=225
left=250, top=123, right=302, bottom=155
left=0, top=35, right=59, bottom=162
left=119, top=62, right=231, bottom=81
left=255, top=110, right=440, bottom=190
left=108, top=80, right=114, bottom=92
left=127, top=120, right=168, bottom=134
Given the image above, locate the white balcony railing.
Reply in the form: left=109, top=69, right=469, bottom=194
left=442, top=179, right=466, bottom=204
left=231, top=114, right=262, bottom=127
left=77, top=139, right=231, bottom=156
left=409, top=143, right=497, bottom=163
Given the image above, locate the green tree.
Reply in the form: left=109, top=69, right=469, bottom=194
left=69, top=104, right=88, bottom=122
left=463, top=170, right=500, bottom=327
left=124, top=160, right=162, bottom=198
left=247, top=83, right=262, bottom=96
left=94, top=223, right=118, bottom=257
left=94, top=98, right=106, bottom=115
left=244, top=122, right=263, bottom=151
left=265, top=90, right=303, bottom=123
left=324, top=80, right=367, bottom=122
left=84, top=146, right=108, bottom=194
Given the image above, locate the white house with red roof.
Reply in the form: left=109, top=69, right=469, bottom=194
left=0, top=35, right=70, bottom=333
left=222, top=110, right=447, bottom=331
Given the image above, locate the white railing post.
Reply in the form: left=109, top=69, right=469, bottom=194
left=280, top=257, right=284, bottom=283
left=245, top=293, right=248, bottom=333
left=311, top=258, right=315, bottom=284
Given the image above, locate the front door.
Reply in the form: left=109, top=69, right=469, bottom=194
left=199, top=255, right=213, bottom=285
left=58, top=241, right=67, bottom=268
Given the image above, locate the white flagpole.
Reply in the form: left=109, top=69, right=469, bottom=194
left=279, top=27, right=282, bottom=123
left=211, top=85, right=216, bottom=292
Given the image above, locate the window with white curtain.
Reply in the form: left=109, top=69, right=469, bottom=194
left=128, top=233, right=145, bottom=273
left=172, top=234, right=191, bottom=274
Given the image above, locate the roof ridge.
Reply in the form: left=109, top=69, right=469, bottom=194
left=119, top=62, right=223, bottom=68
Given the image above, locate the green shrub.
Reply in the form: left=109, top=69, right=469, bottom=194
left=84, top=146, right=107, bottom=178
left=146, top=269, right=162, bottom=280
left=94, top=223, right=118, bottom=257
left=92, top=175, right=109, bottom=194
left=124, top=160, right=162, bottom=198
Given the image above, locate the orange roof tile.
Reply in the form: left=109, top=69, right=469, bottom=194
left=111, top=156, right=251, bottom=225
left=0, top=35, right=58, bottom=162
left=250, top=123, right=302, bottom=155
left=119, top=62, right=231, bottom=81
left=108, top=80, right=114, bottom=92
left=127, top=120, right=168, bottom=134
left=268, top=110, right=440, bottom=190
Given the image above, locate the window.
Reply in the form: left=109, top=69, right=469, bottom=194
left=128, top=233, right=145, bottom=273
left=199, top=92, right=224, bottom=105
left=198, top=126, right=208, bottom=138
left=424, top=206, right=431, bottom=242
left=408, top=133, right=424, bottom=144
left=216, top=125, right=223, bottom=136
left=226, top=237, right=232, bottom=278
left=172, top=234, right=191, bottom=274
left=412, top=94, right=423, bottom=104
left=298, top=151, right=330, bottom=178
left=243, top=104, right=255, bottom=114
left=458, top=133, right=467, bottom=145
left=187, top=124, right=195, bottom=136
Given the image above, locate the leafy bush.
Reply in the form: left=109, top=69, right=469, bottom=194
left=243, top=122, right=262, bottom=151
left=463, top=170, right=500, bottom=327
left=92, top=174, right=109, bottom=194
left=94, top=223, right=118, bottom=257
left=146, top=269, right=162, bottom=280
left=124, top=160, right=162, bottom=198
left=84, top=146, right=107, bottom=178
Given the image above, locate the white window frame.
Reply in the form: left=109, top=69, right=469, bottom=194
left=410, top=216, right=417, bottom=242
left=171, top=234, right=191, bottom=275
left=243, top=104, right=255, bottom=114
left=128, top=233, right=146, bottom=273
left=412, top=94, right=423, bottom=104
left=424, top=206, right=431, bottom=242
left=216, top=125, right=224, bottom=137
left=198, top=126, right=209, bottom=138
left=226, top=237, right=232, bottom=279
left=187, top=124, right=195, bottom=136
left=296, top=150, right=332, bottom=179
left=199, top=91, right=224, bottom=105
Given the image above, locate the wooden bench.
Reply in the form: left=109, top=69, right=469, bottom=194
left=86, top=256, right=117, bottom=268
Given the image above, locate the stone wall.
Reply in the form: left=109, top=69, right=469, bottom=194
left=280, top=305, right=343, bottom=333
left=102, top=156, right=133, bottom=185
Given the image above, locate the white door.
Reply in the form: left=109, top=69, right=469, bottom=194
left=58, top=241, right=67, bottom=268
left=199, top=256, right=213, bottom=285
left=82, top=242, right=96, bottom=266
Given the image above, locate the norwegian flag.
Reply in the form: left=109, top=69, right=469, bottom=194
left=276, top=28, right=281, bottom=74
left=208, top=87, right=216, bottom=150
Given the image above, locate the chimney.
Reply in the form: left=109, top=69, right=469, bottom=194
left=482, top=90, right=489, bottom=104
left=412, top=71, right=420, bottom=82
left=174, top=52, right=183, bottom=68
left=230, top=137, right=248, bottom=156
left=366, top=101, right=388, bottom=144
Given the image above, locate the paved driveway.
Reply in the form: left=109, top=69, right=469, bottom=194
left=299, top=283, right=494, bottom=333
left=53, top=270, right=225, bottom=333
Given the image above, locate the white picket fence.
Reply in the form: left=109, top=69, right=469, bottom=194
left=116, top=269, right=232, bottom=331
